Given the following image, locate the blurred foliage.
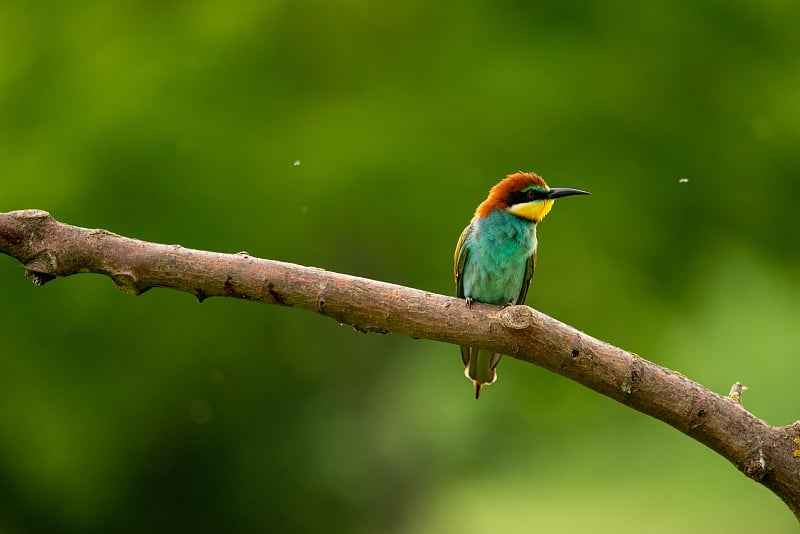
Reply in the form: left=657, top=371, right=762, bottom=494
left=1, top=1, right=799, bottom=532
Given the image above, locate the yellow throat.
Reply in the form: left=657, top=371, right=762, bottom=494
left=507, top=198, right=554, bottom=222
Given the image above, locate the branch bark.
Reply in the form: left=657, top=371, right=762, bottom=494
left=1, top=209, right=799, bottom=519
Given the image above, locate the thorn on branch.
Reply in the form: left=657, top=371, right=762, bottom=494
left=728, top=381, right=748, bottom=404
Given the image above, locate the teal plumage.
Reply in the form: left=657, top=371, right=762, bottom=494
left=457, top=209, right=537, bottom=306
left=454, top=171, right=589, bottom=398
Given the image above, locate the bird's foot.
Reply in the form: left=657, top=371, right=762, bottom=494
left=502, top=299, right=515, bottom=308
left=465, top=297, right=474, bottom=309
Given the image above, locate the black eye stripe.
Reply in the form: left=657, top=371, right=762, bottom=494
left=509, top=188, right=546, bottom=205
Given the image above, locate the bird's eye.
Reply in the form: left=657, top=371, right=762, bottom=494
left=526, top=189, right=538, bottom=199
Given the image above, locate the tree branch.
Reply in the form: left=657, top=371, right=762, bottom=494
left=1, top=209, right=799, bottom=520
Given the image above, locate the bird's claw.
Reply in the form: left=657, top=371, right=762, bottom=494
left=465, top=297, right=474, bottom=309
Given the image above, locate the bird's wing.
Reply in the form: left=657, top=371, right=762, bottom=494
left=455, top=224, right=474, bottom=368
left=454, top=223, right=473, bottom=299
left=515, top=250, right=536, bottom=305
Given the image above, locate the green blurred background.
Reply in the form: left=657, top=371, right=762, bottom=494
left=1, top=1, right=799, bottom=532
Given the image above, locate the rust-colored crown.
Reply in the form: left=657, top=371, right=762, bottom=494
left=475, top=172, right=548, bottom=218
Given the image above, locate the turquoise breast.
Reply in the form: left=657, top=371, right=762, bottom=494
left=461, top=209, right=537, bottom=305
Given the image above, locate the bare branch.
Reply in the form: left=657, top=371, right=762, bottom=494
left=1, top=209, right=799, bottom=520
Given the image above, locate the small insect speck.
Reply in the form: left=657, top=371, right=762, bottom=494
left=678, top=178, right=689, bottom=184
left=293, top=160, right=301, bottom=166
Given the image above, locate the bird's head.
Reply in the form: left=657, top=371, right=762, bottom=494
left=475, top=171, right=590, bottom=223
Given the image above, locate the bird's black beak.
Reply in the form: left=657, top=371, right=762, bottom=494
left=546, top=187, right=591, bottom=199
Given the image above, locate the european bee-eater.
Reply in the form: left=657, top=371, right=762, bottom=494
left=454, top=171, right=589, bottom=399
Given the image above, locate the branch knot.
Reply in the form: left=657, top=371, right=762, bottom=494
left=499, top=305, right=534, bottom=330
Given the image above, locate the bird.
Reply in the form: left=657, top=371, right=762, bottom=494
left=454, top=171, right=590, bottom=398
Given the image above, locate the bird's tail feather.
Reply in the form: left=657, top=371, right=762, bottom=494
left=460, top=346, right=502, bottom=399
